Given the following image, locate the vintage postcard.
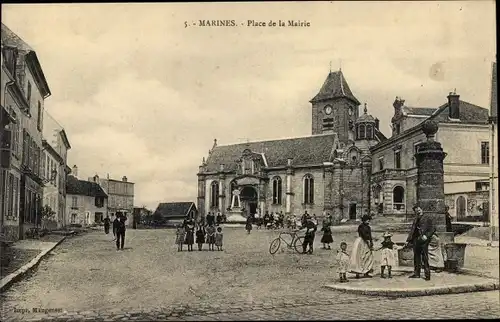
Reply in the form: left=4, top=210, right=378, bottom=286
left=0, top=1, right=498, bottom=321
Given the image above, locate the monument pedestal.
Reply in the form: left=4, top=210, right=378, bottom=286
left=226, top=207, right=247, bottom=224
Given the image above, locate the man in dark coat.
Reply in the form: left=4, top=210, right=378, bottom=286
left=206, top=212, right=215, bottom=227
left=406, top=205, right=436, bottom=281
left=103, top=215, right=111, bottom=234
left=112, top=215, right=120, bottom=241
left=445, top=206, right=453, bottom=233
left=302, top=214, right=317, bottom=254
left=116, top=215, right=127, bottom=250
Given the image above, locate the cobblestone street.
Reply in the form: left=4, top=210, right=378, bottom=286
left=1, top=228, right=499, bottom=321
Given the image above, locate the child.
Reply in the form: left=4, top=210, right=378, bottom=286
left=215, top=226, right=224, bottom=251
left=195, top=225, right=206, bottom=251
left=375, top=232, right=402, bottom=278
left=245, top=216, right=253, bottom=234
left=206, top=224, right=216, bottom=251
left=336, top=242, right=350, bottom=283
left=175, top=225, right=186, bottom=252
left=320, top=219, right=333, bottom=249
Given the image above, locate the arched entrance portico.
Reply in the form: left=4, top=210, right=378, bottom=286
left=240, top=186, right=258, bottom=216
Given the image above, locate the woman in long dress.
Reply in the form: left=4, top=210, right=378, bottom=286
left=349, top=214, right=374, bottom=278
left=320, top=218, right=333, bottom=249
left=428, top=233, right=445, bottom=272
left=184, top=218, right=195, bottom=252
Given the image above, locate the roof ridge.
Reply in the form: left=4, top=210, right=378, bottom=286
left=216, top=133, right=337, bottom=148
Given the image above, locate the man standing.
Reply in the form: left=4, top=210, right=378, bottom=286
left=406, top=205, right=436, bottom=281
left=116, top=215, right=127, bottom=250
left=103, top=215, right=111, bottom=235
left=302, top=214, right=317, bottom=254
left=445, top=206, right=453, bottom=233
left=112, top=215, right=120, bottom=241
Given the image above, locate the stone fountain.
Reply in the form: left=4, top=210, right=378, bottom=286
left=398, top=120, right=467, bottom=272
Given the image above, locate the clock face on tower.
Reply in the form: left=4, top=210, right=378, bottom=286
left=324, top=105, right=333, bottom=115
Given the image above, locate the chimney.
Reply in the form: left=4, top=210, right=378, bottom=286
left=122, top=176, right=127, bottom=182
left=72, top=165, right=78, bottom=178
left=375, top=118, right=380, bottom=130
left=448, top=90, right=460, bottom=119
left=94, top=174, right=100, bottom=185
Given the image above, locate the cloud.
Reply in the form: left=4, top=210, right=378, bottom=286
left=2, top=2, right=495, bottom=210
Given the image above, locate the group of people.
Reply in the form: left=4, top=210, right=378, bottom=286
left=175, top=216, right=224, bottom=252
left=102, top=214, right=127, bottom=250
left=335, top=204, right=448, bottom=283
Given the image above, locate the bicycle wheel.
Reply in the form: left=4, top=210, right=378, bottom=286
left=269, top=238, right=281, bottom=255
left=293, top=236, right=305, bottom=254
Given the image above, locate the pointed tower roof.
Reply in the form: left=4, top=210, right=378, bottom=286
left=356, top=103, right=376, bottom=123
left=310, top=70, right=360, bottom=105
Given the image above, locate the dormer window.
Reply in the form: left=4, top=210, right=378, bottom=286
left=357, top=124, right=366, bottom=139
left=366, top=125, right=373, bottom=139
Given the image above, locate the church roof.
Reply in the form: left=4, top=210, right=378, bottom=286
left=310, top=70, right=361, bottom=105
left=153, top=202, right=196, bottom=219
left=204, top=134, right=338, bottom=172
left=356, top=103, right=376, bottom=123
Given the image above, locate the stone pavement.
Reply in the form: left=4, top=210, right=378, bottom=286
left=0, top=237, right=66, bottom=292
left=3, top=291, right=499, bottom=321
left=324, top=270, right=499, bottom=297
left=1, top=228, right=499, bottom=321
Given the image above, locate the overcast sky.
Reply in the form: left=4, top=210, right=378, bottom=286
left=2, top=2, right=496, bottom=210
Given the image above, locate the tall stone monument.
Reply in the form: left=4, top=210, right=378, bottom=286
left=402, top=120, right=466, bottom=270
left=415, top=120, right=450, bottom=238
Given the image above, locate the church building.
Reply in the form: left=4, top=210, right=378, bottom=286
left=197, top=70, right=386, bottom=223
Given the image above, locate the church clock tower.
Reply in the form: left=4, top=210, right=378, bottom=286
left=310, top=70, right=361, bottom=142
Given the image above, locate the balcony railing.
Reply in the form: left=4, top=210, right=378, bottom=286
left=372, top=168, right=407, bottom=182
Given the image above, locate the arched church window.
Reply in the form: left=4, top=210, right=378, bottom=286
left=366, top=125, right=373, bottom=139
left=303, top=174, right=314, bottom=204
left=211, top=181, right=219, bottom=208
left=392, top=186, right=405, bottom=211
left=272, top=176, right=282, bottom=204
left=358, top=124, right=366, bottom=139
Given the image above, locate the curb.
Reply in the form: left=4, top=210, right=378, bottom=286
left=323, top=280, right=499, bottom=297
left=0, top=236, right=67, bottom=293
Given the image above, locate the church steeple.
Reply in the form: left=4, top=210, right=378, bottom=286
left=310, top=69, right=361, bottom=141
left=310, top=70, right=360, bottom=105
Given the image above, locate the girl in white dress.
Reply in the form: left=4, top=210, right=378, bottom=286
left=336, top=242, right=350, bottom=282
left=375, top=232, right=403, bottom=278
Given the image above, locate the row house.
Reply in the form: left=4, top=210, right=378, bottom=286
left=97, top=174, right=135, bottom=227
left=66, top=166, right=108, bottom=226
left=1, top=23, right=52, bottom=240
left=42, top=110, right=71, bottom=229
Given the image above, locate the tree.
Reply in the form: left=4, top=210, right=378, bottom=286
left=41, top=205, right=56, bottom=230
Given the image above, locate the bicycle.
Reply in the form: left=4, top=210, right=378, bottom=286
left=269, top=230, right=305, bottom=255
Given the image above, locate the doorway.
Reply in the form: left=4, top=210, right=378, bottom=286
left=240, top=186, right=258, bottom=217
left=349, top=203, right=357, bottom=220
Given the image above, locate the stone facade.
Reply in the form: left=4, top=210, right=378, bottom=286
left=1, top=24, right=51, bottom=240
left=98, top=175, right=135, bottom=227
